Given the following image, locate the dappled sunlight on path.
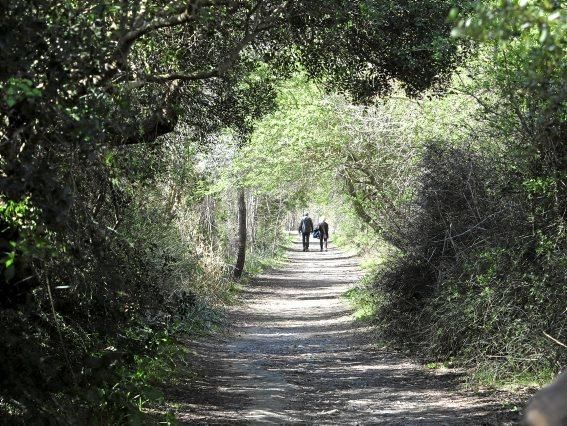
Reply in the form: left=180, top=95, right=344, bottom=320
left=166, top=237, right=520, bottom=425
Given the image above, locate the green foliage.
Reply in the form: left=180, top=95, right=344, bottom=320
left=234, top=74, right=341, bottom=201
left=452, top=0, right=565, bottom=50
left=76, top=327, right=179, bottom=425
left=0, top=196, right=55, bottom=286
left=453, top=1, right=566, bottom=177
left=470, top=364, right=557, bottom=390
left=326, top=0, right=567, bottom=385
left=2, top=78, right=43, bottom=108
left=357, top=135, right=565, bottom=380
left=1, top=0, right=563, bottom=418
left=343, top=286, right=382, bottom=321
left=282, top=0, right=475, bottom=100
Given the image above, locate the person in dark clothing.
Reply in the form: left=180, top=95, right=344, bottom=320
left=298, top=212, right=314, bottom=251
left=317, top=217, right=329, bottom=251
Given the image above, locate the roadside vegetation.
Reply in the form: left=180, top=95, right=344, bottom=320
left=1, top=0, right=564, bottom=422
left=236, top=2, right=566, bottom=388
left=361, top=4, right=566, bottom=388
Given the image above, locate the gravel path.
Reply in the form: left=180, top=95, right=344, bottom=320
left=166, top=237, right=522, bottom=424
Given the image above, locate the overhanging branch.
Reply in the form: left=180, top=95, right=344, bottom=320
left=126, top=68, right=220, bottom=89
left=116, top=1, right=233, bottom=59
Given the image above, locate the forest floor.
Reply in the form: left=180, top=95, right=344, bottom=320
left=164, top=237, right=527, bottom=424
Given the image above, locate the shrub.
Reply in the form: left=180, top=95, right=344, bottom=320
left=370, top=141, right=566, bottom=376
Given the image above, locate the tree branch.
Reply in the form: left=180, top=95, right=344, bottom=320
left=109, top=0, right=292, bottom=143
left=113, top=81, right=182, bottom=146
left=126, top=68, right=220, bottom=89
left=116, top=0, right=232, bottom=59
left=125, top=1, right=287, bottom=89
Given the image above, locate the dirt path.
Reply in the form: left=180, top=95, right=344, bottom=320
left=166, top=238, right=522, bottom=424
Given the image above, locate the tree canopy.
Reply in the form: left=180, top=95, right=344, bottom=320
left=1, top=0, right=565, bottom=422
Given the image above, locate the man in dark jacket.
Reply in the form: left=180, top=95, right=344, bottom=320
left=317, top=217, right=329, bottom=251
left=298, top=212, right=314, bottom=251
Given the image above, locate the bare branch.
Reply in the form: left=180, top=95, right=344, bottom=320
left=543, top=331, right=567, bottom=349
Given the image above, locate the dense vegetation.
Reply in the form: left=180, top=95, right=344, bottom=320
left=1, top=0, right=565, bottom=422
left=238, top=2, right=566, bottom=385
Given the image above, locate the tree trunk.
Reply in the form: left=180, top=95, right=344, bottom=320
left=233, top=188, right=247, bottom=279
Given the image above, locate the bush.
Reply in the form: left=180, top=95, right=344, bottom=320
left=370, top=141, right=566, bottom=377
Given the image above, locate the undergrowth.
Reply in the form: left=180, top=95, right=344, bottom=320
left=0, top=141, right=291, bottom=424
left=344, top=246, right=565, bottom=390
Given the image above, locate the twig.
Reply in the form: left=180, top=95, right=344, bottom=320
left=543, top=331, right=567, bottom=349
left=486, top=355, right=542, bottom=361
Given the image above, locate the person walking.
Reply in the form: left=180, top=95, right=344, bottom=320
left=298, top=212, right=314, bottom=251
left=317, top=217, right=329, bottom=251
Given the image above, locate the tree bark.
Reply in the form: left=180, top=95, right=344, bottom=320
left=233, top=187, right=247, bottom=279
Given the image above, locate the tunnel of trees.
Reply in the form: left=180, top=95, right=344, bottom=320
left=1, top=0, right=565, bottom=422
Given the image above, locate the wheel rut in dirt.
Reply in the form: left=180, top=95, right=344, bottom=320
left=168, top=238, right=521, bottom=424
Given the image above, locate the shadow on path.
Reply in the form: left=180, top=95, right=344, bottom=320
left=165, top=238, right=521, bottom=425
